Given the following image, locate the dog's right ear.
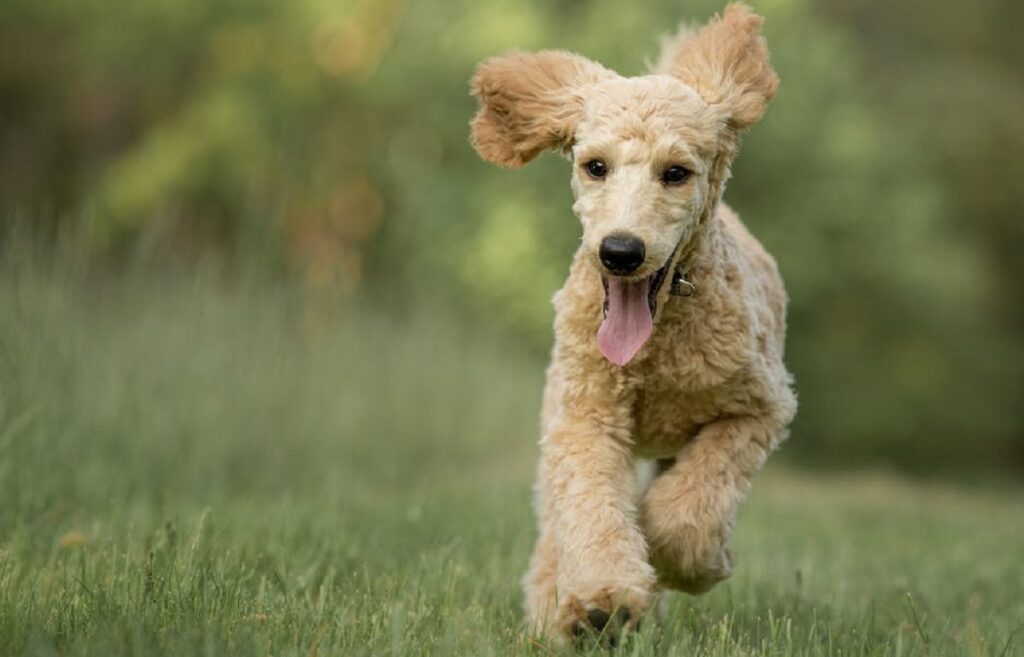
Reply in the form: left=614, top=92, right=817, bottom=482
left=470, top=50, right=614, bottom=168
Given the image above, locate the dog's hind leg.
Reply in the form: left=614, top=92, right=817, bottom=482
left=523, top=522, right=559, bottom=635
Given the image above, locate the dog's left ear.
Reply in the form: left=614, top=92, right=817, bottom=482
left=470, top=50, right=614, bottom=168
left=665, top=3, right=778, bottom=132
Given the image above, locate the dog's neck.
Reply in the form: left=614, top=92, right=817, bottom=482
left=668, top=211, right=715, bottom=298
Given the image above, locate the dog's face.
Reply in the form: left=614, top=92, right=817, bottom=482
left=571, top=77, right=718, bottom=278
left=470, top=4, right=778, bottom=365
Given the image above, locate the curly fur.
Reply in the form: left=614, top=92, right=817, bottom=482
left=469, top=3, right=795, bottom=643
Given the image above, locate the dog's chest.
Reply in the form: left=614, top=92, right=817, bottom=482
left=627, top=306, right=752, bottom=458
left=629, top=373, right=726, bottom=459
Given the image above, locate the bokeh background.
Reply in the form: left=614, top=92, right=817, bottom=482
left=2, top=1, right=1024, bottom=655
left=2, top=0, right=1023, bottom=476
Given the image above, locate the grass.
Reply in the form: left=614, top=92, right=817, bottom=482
left=0, top=260, right=1022, bottom=656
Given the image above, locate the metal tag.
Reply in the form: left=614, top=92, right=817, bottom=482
left=669, top=270, right=696, bottom=297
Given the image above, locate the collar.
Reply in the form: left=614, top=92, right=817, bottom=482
left=669, top=269, right=696, bottom=297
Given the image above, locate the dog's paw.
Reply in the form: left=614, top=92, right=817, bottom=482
left=554, top=582, right=653, bottom=646
left=570, top=607, right=633, bottom=647
left=647, top=529, right=734, bottom=594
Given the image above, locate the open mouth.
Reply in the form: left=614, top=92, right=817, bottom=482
left=597, top=261, right=672, bottom=366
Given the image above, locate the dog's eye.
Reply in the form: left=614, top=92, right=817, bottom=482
left=662, top=165, right=691, bottom=186
left=584, top=159, right=608, bottom=179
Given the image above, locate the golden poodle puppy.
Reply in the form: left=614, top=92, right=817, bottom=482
left=469, top=3, right=797, bottom=644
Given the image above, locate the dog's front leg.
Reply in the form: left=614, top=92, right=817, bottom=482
left=639, top=415, right=783, bottom=594
left=538, top=411, right=656, bottom=641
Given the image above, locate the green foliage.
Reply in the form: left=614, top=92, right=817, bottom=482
left=0, top=0, right=1021, bottom=472
left=0, top=264, right=1022, bottom=656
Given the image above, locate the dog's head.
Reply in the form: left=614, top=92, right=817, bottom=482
left=469, top=3, right=777, bottom=366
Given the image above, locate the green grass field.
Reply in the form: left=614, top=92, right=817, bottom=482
left=1, top=262, right=1022, bottom=656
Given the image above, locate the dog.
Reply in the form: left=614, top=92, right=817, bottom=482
left=469, top=3, right=796, bottom=644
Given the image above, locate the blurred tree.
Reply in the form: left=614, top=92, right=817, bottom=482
left=819, top=0, right=1024, bottom=468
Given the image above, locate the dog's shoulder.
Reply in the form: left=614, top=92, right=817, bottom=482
left=715, top=203, right=789, bottom=355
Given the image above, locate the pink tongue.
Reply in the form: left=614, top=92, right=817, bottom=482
left=597, top=277, right=653, bottom=366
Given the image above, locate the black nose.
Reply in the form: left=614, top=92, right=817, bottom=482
left=599, top=233, right=645, bottom=275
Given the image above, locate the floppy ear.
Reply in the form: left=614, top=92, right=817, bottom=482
left=663, top=3, right=778, bottom=131
left=469, top=50, right=614, bottom=168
